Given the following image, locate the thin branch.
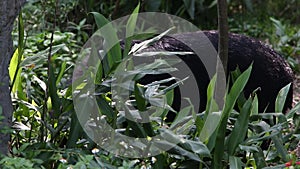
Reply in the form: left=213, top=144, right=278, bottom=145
left=40, top=0, right=59, bottom=142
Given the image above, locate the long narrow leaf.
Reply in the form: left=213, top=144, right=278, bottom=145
left=229, top=156, right=244, bottom=169
left=90, top=12, right=122, bottom=74
left=253, top=147, right=267, bottom=168
left=48, top=65, right=61, bottom=118
left=134, top=83, right=147, bottom=111
left=224, top=64, right=253, bottom=119
left=127, top=5, right=140, bottom=32
left=227, top=96, right=253, bottom=155
left=199, top=111, right=222, bottom=143
left=123, top=3, right=140, bottom=56
left=275, top=83, right=291, bottom=113
left=129, top=27, right=175, bottom=55
left=9, top=49, right=22, bottom=93
left=56, top=61, right=66, bottom=86
left=213, top=65, right=252, bottom=168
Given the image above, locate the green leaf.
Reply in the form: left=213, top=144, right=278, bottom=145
left=204, top=75, right=219, bottom=118
left=133, top=51, right=193, bottom=57
left=129, top=27, right=175, bottom=55
left=153, top=154, right=168, bottom=169
left=227, top=96, right=253, bottom=155
left=9, top=49, right=18, bottom=83
left=271, top=134, right=289, bottom=162
left=225, top=64, right=252, bottom=118
left=9, top=49, right=22, bottom=94
left=20, top=44, right=65, bottom=67
left=56, top=61, right=66, bottom=86
left=134, top=83, right=147, bottom=111
left=92, top=41, right=103, bottom=85
left=230, top=67, right=247, bottom=110
left=90, top=12, right=122, bottom=74
left=12, top=122, right=30, bottom=131
left=253, top=147, right=267, bottom=168
left=91, top=12, right=110, bottom=30
left=251, top=94, right=259, bottom=115
left=200, top=75, right=220, bottom=149
left=124, top=105, right=150, bottom=138
left=170, top=104, right=193, bottom=129
left=243, top=0, right=253, bottom=12
left=14, top=13, right=26, bottom=103
left=32, top=75, right=46, bottom=92
left=275, top=83, right=291, bottom=113
left=16, top=99, right=41, bottom=112
left=161, top=89, right=175, bottom=120
left=183, top=0, right=195, bottom=19
left=213, top=64, right=252, bottom=169
left=154, top=131, right=203, bottom=161
left=286, top=101, right=300, bottom=119
left=126, top=3, right=140, bottom=37
left=199, top=111, right=222, bottom=143
left=96, top=96, right=115, bottom=120
left=229, top=156, right=244, bottom=169
left=123, top=3, right=140, bottom=56
left=48, top=65, right=61, bottom=118
left=180, top=139, right=210, bottom=157
left=208, top=0, right=217, bottom=8
left=270, top=17, right=286, bottom=36
left=239, top=145, right=259, bottom=152
left=66, top=109, right=83, bottom=148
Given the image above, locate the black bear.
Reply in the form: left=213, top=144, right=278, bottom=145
left=128, top=30, right=294, bottom=119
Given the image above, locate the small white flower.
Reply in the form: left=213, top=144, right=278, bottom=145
left=151, top=157, right=157, bottom=163
left=59, top=158, right=67, bottom=163
left=92, top=148, right=100, bottom=154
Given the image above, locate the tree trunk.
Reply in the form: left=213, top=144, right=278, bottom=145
left=0, top=0, right=26, bottom=155
left=213, top=0, right=228, bottom=168
left=217, top=0, right=229, bottom=74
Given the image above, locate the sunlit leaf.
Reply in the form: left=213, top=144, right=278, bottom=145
left=275, top=83, right=291, bottom=113
left=12, top=122, right=30, bottom=131
left=56, top=61, right=66, bottom=86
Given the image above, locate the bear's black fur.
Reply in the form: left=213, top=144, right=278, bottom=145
left=128, top=31, right=294, bottom=118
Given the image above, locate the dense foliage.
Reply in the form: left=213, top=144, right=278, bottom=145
left=1, top=0, right=300, bottom=168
